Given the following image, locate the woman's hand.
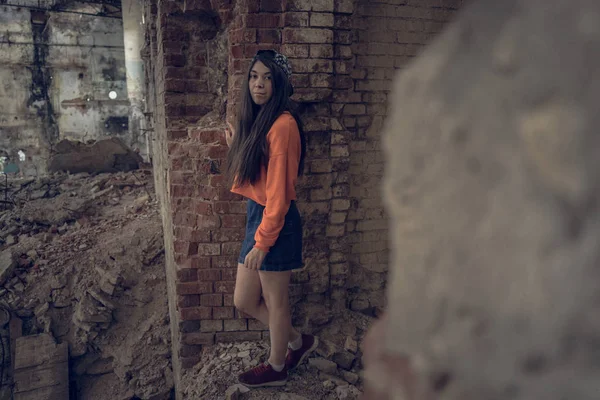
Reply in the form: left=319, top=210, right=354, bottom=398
left=225, top=121, right=235, bottom=147
left=244, top=247, right=267, bottom=270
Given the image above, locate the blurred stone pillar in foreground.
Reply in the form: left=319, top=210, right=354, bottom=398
left=373, top=0, right=600, bottom=398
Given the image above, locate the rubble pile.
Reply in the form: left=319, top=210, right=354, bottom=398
left=0, top=169, right=371, bottom=399
left=181, top=310, right=369, bottom=400
left=0, top=170, right=173, bottom=399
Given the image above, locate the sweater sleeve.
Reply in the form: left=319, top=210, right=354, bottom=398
left=253, top=119, right=295, bottom=252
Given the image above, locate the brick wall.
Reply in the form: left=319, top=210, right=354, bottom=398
left=144, top=0, right=463, bottom=382
left=344, top=0, right=463, bottom=314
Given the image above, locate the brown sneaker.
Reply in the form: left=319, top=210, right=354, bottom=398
left=238, top=362, right=288, bottom=388
left=286, top=334, right=319, bottom=371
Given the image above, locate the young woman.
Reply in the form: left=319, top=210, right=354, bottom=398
left=225, top=50, right=318, bottom=387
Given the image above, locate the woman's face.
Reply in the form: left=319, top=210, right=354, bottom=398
left=249, top=61, right=273, bottom=106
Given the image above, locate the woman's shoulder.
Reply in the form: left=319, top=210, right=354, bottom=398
left=272, top=112, right=298, bottom=131
left=268, top=112, right=299, bottom=138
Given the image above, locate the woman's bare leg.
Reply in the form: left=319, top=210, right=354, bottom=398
left=234, top=264, right=300, bottom=343
left=259, top=270, right=294, bottom=366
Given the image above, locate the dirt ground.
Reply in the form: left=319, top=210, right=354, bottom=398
left=0, top=170, right=367, bottom=399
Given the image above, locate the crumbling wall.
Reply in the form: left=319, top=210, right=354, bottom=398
left=376, top=0, right=600, bottom=398
left=146, top=2, right=466, bottom=393
left=0, top=3, right=132, bottom=176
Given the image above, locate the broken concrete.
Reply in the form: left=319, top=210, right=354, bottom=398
left=48, top=138, right=143, bottom=174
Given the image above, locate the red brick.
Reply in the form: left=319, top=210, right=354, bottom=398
left=179, top=344, right=202, bottom=358
left=215, top=331, right=262, bottom=343
left=179, top=320, right=201, bottom=333
left=235, top=309, right=252, bottom=319
left=200, top=319, right=224, bottom=332
left=334, top=60, right=353, bottom=75
left=176, top=282, right=213, bottom=295
left=334, top=0, right=354, bottom=13
left=182, top=332, right=215, bottom=345
left=165, top=53, right=187, bottom=67
left=193, top=201, right=213, bottom=216
left=248, top=319, right=267, bottom=331
left=286, top=0, right=334, bottom=11
left=333, top=14, right=351, bottom=29
left=310, top=12, right=334, bottom=28
left=189, top=128, right=226, bottom=144
left=190, top=256, right=212, bottom=269
left=257, top=29, right=281, bottom=44
left=284, top=12, right=309, bottom=27
left=260, top=0, right=282, bottom=11
left=167, top=129, right=188, bottom=140
left=212, top=256, right=239, bottom=268
left=224, top=319, right=248, bottom=331
left=221, top=268, right=237, bottom=280
left=221, top=215, right=246, bottom=228
left=280, top=44, right=309, bottom=58
left=171, top=185, right=194, bottom=199
left=213, top=307, right=235, bottom=319
left=223, top=294, right=234, bottom=306
left=214, top=202, right=246, bottom=214
left=229, top=44, right=244, bottom=60
left=200, top=293, right=223, bottom=307
left=215, top=281, right=236, bottom=293
left=198, top=269, right=222, bottom=281
left=293, top=59, right=333, bottom=73
left=197, top=243, right=221, bottom=256
left=293, top=87, right=332, bottom=102
left=197, top=185, right=219, bottom=200
left=207, top=145, right=228, bottom=159
left=310, top=74, right=334, bottom=88
left=196, top=215, right=221, bottom=230
left=183, top=0, right=211, bottom=11
left=229, top=28, right=257, bottom=44
left=176, top=268, right=198, bottom=282
left=222, top=242, right=242, bottom=256
left=291, top=74, right=310, bottom=88
left=218, top=187, right=244, bottom=201
left=177, top=294, right=201, bottom=308
left=179, top=306, right=212, bottom=320
left=334, top=30, right=353, bottom=44
left=244, top=14, right=282, bottom=28
left=309, top=44, right=333, bottom=58
left=210, top=175, right=226, bottom=187
left=282, top=28, right=333, bottom=44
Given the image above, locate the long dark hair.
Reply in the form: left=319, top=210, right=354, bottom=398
left=226, top=53, right=306, bottom=187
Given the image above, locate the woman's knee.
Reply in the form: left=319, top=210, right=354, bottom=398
left=234, top=264, right=261, bottom=314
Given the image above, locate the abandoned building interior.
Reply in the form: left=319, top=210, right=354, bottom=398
left=22, top=0, right=599, bottom=398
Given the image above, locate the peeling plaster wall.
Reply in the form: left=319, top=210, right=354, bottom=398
left=0, top=4, right=132, bottom=176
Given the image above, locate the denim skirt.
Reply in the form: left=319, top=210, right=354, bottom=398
left=238, top=199, right=303, bottom=271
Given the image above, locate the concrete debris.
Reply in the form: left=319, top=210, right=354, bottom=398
left=344, top=336, right=358, bottom=354
left=48, top=137, right=143, bottom=174
left=0, top=170, right=170, bottom=399
left=332, top=350, right=356, bottom=370
left=181, top=339, right=363, bottom=400
left=309, top=358, right=338, bottom=374
left=225, top=383, right=250, bottom=400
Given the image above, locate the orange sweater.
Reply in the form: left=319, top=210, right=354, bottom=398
left=231, top=112, right=301, bottom=253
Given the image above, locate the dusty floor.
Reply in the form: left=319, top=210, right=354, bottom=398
left=0, top=170, right=367, bottom=399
